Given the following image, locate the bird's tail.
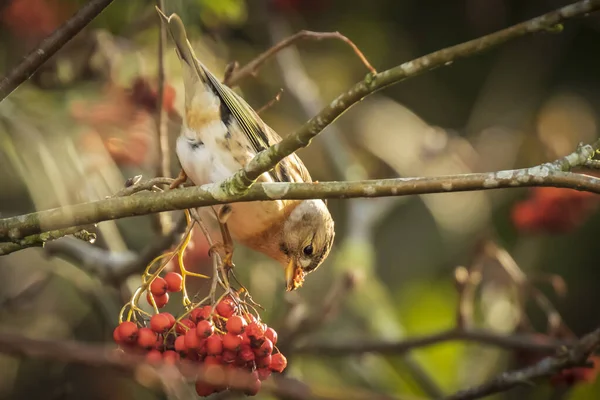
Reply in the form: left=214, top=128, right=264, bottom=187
left=156, top=8, right=209, bottom=101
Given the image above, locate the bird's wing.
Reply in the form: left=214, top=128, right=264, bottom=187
left=158, top=8, right=311, bottom=184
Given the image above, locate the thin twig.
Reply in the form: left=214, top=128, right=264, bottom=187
left=294, top=328, right=567, bottom=356
left=0, top=0, right=115, bottom=102
left=226, top=30, right=376, bottom=87
left=0, top=225, right=96, bottom=255
left=255, top=88, right=284, bottom=115
left=154, top=0, right=172, bottom=235
left=444, top=327, right=600, bottom=400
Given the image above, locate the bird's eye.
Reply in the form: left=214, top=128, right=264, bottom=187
left=303, top=244, right=313, bottom=256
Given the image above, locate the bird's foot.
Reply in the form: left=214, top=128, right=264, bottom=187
left=169, top=169, right=187, bottom=189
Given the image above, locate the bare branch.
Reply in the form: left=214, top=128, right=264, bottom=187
left=0, top=225, right=95, bottom=255
left=294, top=328, right=567, bottom=356
left=444, top=327, right=600, bottom=400
left=219, top=0, right=600, bottom=195
left=225, top=30, right=376, bottom=87
left=0, top=0, right=115, bottom=101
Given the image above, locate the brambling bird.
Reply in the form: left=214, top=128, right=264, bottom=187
left=157, top=10, right=335, bottom=291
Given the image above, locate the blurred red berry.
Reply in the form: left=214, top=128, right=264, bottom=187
left=204, top=355, right=222, bottom=365
left=146, top=349, right=163, bottom=364
left=164, top=272, right=183, bottom=292
left=195, top=380, right=216, bottom=397
left=512, top=187, right=600, bottom=234
left=162, top=350, right=180, bottom=365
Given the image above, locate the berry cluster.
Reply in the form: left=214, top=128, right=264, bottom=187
left=114, top=288, right=287, bottom=397
left=511, top=187, right=599, bottom=234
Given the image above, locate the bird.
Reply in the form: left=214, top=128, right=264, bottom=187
left=157, top=9, right=335, bottom=291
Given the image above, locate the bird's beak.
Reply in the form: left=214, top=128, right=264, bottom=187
left=285, top=258, right=305, bottom=292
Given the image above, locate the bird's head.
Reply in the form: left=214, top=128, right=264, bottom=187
left=279, top=199, right=335, bottom=291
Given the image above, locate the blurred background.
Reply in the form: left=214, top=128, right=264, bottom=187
left=1, top=0, right=600, bottom=399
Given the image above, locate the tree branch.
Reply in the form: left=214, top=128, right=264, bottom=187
left=0, top=225, right=96, bottom=255
left=2, top=155, right=600, bottom=244
left=0, top=0, right=115, bottom=102
left=218, top=0, right=600, bottom=196
left=444, top=327, right=600, bottom=400
left=294, top=328, right=567, bottom=356
left=225, top=30, right=376, bottom=87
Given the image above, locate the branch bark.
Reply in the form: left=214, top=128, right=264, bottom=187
left=2, top=157, right=600, bottom=243
left=0, top=0, right=115, bottom=102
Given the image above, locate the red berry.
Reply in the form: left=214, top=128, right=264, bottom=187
left=241, top=332, right=251, bottom=346
left=195, top=380, right=216, bottom=397
left=150, top=277, right=168, bottom=296
left=163, top=350, right=180, bottom=365
left=184, top=329, right=202, bottom=350
left=116, top=321, right=138, bottom=344
left=137, top=327, right=158, bottom=349
left=226, top=315, right=247, bottom=335
left=246, top=322, right=265, bottom=348
left=164, top=313, right=175, bottom=328
left=174, top=335, right=187, bottom=353
left=257, top=368, right=272, bottom=381
left=222, top=350, right=237, bottom=364
left=265, top=327, right=278, bottom=345
left=176, top=318, right=196, bottom=335
left=254, top=338, right=273, bottom=357
left=270, top=353, right=287, bottom=373
left=239, top=345, right=255, bottom=362
left=191, top=306, right=212, bottom=323
left=216, top=297, right=236, bottom=318
left=164, top=272, right=183, bottom=292
left=196, top=320, right=214, bottom=338
left=222, top=333, right=243, bottom=352
left=206, top=334, right=223, bottom=355
left=204, top=355, right=222, bottom=365
left=146, top=349, right=163, bottom=364
left=112, top=326, right=122, bottom=344
left=150, top=314, right=172, bottom=334
left=256, top=355, right=271, bottom=369
left=147, top=292, right=169, bottom=308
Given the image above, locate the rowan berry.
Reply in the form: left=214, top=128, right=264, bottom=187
left=164, top=272, right=183, bottom=292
